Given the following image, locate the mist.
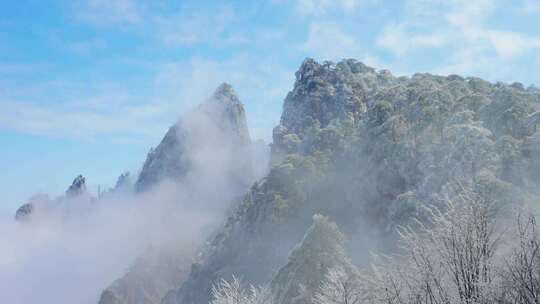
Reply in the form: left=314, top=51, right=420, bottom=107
left=0, top=89, right=270, bottom=304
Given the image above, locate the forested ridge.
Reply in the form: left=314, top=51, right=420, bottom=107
left=164, top=58, right=540, bottom=304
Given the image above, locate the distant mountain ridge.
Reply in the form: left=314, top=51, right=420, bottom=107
left=14, top=174, right=94, bottom=221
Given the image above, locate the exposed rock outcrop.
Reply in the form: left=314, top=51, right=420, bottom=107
left=66, top=175, right=88, bottom=198
left=14, top=202, right=34, bottom=221
left=272, top=58, right=396, bottom=160
left=101, top=83, right=261, bottom=304
left=134, top=83, right=251, bottom=193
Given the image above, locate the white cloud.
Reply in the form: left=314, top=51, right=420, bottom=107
left=0, top=74, right=182, bottom=142
left=271, top=0, right=373, bottom=15
left=377, top=23, right=447, bottom=55
left=444, top=0, right=495, bottom=26
left=299, top=22, right=361, bottom=60
left=484, top=30, right=540, bottom=58
left=296, top=0, right=362, bottom=15
left=520, top=0, right=540, bottom=13
left=156, top=6, right=241, bottom=47
left=0, top=62, right=51, bottom=76
left=67, top=38, right=107, bottom=55
left=0, top=98, right=171, bottom=141
left=76, top=0, right=141, bottom=26
left=0, top=53, right=293, bottom=142
left=376, top=0, right=540, bottom=79
left=69, top=1, right=289, bottom=54
left=75, top=2, right=252, bottom=49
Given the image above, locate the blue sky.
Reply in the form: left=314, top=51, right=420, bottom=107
left=1, top=0, right=540, bottom=215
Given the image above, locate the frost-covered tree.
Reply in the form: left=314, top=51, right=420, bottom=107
left=359, top=188, right=503, bottom=304
left=443, top=121, right=499, bottom=183
left=480, top=88, right=534, bottom=139
left=502, top=214, right=540, bottom=304
left=312, top=266, right=360, bottom=304
left=211, top=277, right=273, bottom=304
left=496, top=136, right=522, bottom=181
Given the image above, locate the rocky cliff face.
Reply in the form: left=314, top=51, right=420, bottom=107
left=134, top=83, right=251, bottom=193
left=163, top=58, right=540, bottom=304
left=100, top=83, right=260, bottom=304
left=204, top=83, right=251, bottom=145
left=66, top=175, right=88, bottom=198
left=99, top=245, right=195, bottom=304
left=272, top=58, right=395, bottom=159
left=277, top=59, right=372, bottom=135
left=134, top=124, right=188, bottom=193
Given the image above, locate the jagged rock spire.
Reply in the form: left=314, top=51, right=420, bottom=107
left=15, top=203, right=34, bottom=221
left=206, top=82, right=251, bottom=145
left=213, top=82, right=237, bottom=102
left=104, top=83, right=257, bottom=304
left=134, top=82, right=251, bottom=191
left=66, top=175, right=87, bottom=198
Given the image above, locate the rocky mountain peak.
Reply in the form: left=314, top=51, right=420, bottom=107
left=134, top=83, right=252, bottom=193
left=66, top=175, right=87, bottom=198
left=114, top=172, right=132, bottom=191
left=105, top=83, right=261, bottom=304
left=213, top=82, right=237, bottom=103
left=273, top=58, right=391, bottom=158
left=295, top=58, right=377, bottom=84
left=294, top=58, right=320, bottom=82
left=15, top=203, right=34, bottom=221
left=13, top=194, right=52, bottom=221
left=14, top=175, right=90, bottom=221
left=204, top=82, right=251, bottom=145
